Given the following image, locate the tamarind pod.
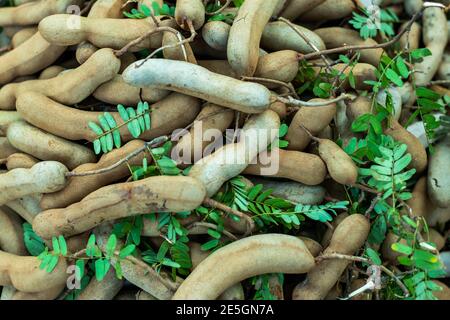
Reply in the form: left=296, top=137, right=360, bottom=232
left=8, top=283, right=65, bottom=300
left=40, top=140, right=146, bottom=210
left=0, top=251, right=67, bottom=293
left=33, top=175, right=207, bottom=239
left=381, top=232, right=405, bottom=264
left=0, top=161, right=67, bottom=205
left=427, top=206, right=450, bottom=227
left=7, top=121, right=96, bottom=170
left=76, top=42, right=99, bottom=64
left=321, top=212, right=349, bottom=248
left=93, top=75, right=170, bottom=105
left=298, top=236, right=323, bottom=258
left=11, top=27, right=36, bottom=48
left=77, top=268, right=124, bottom=300
left=244, top=148, right=327, bottom=186
left=314, top=27, right=383, bottom=67
left=0, top=207, right=27, bottom=255
left=188, top=110, right=280, bottom=197
left=191, top=38, right=227, bottom=59
left=38, top=65, right=65, bottom=79
left=293, top=214, right=370, bottom=300
left=285, top=99, right=336, bottom=151
left=406, top=176, right=431, bottom=218
left=136, top=290, right=158, bottom=300
left=261, top=21, right=326, bottom=54
left=95, top=222, right=180, bottom=300
left=428, top=229, right=445, bottom=252
left=254, top=50, right=299, bottom=88
left=173, top=234, right=315, bottom=299
left=197, top=60, right=238, bottom=78
left=17, top=91, right=200, bottom=143
left=162, top=31, right=197, bottom=64
left=269, top=99, right=287, bottom=119
left=0, top=111, right=22, bottom=136
left=317, top=138, right=359, bottom=185
left=118, top=52, right=136, bottom=73
left=13, top=0, right=37, bottom=5
left=414, top=7, right=448, bottom=86
left=0, top=0, right=84, bottom=26
left=0, top=285, right=16, bottom=300
left=298, top=0, right=355, bottom=22
left=399, top=21, right=421, bottom=51
left=2, top=26, right=24, bottom=37
left=39, top=14, right=176, bottom=50
left=175, top=0, right=205, bottom=31
left=280, top=0, right=326, bottom=20
left=0, top=32, right=66, bottom=85
left=172, top=103, right=235, bottom=165
left=217, top=283, right=245, bottom=300
left=5, top=153, right=39, bottom=170
left=5, top=194, right=42, bottom=224
left=227, top=0, right=281, bottom=77
left=432, top=280, right=450, bottom=300
left=0, top=137, right=19, bottom=158
left=0, top=48, right=120, bottom=110
left=123, top=59, right=273, bottom=114
left=139, top=0, right=163, bottom=10
left=333, top=63, right=377, bottom=91
left=202, top=20, right=230, bottom=52
left=427, top=135, right=450, bottom=208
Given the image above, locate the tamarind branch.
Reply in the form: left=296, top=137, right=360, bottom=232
left=316, top=253, right=410, bottom=297
left=65, top=136, right=168, bottom=177
left=277, top=93, right=354, bottom=107
left=241, top=76, right=299, bottom=98
left=202, top=197, right=255, bottom=236
left=302, top=3, right=446, bottom=61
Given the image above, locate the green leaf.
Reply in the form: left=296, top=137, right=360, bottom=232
left=88, top=121, right=103, bottom=135
left=93, top=139, right=101, bottom=154
left=106, top=234, right=117, bottom=258
left=391, top=242, right=413, bottom=255
left=366, top=247, right=382, bottom=265
left=201, top=239, right=219, bottom=251
left=410, top=48, right=432, bottom=60
left=95, top=259, right=111, bottom=281
left=119, top=244, right=136, bottom=259
left=58, top=235, right=67, bottom=256
left=396, top=57, right=409, bottom=78
left=207, top=229, right=222, bottom=239
left=52, top=237, right=60, bottom=255
left=385, top=68, right=403, bottom=86
left=46, top=255, right=59, bottom=273
left=117, top=104, right=129, bottom=121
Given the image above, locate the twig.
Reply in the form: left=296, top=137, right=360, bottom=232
left=241, top=76, right=299, bottom=98
left=65, top=136, right=168, bottom=177
left=316, top=253, right=410, bottom=297
left=186, top=221, right=238, bottom=240
left=351, top=183, right=380, bottom=195
left=277, top=93, right=355, bottom=108
left=205, top=0, right=232, bottom=15
left=429, top=80, right=450, bottom=86
left=278, top=16, right=332, bottom=71
left=302, top=3, right=446, bottom=61
left=365, top=193, right=382, bottom=217
left=80, top=0, right=95, bottom=15
left=202, top=197, right=255, bottom=237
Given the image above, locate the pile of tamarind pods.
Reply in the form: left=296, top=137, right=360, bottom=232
left=0, top=0, right=449, bottom=301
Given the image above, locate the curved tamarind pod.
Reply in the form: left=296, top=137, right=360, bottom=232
left=406, top=176, right=432, bottom=218
left=173, top=234, right=315, bottom=300
left=399, top=21, right=421, bottom=51
left=298, top=0, right=355, bottom=22
left=5, top=153, right=39, bottom=170
left=175, top=0, right=205, bottom=31
left=172, top=103, right=235, bottom=165
left=293, top=214, right=370, bottom=300
left=197, top=60, right=238, bottom=78
left=285, top=99, right=336, bottom=151
left=427, top=135, right=450, bottom=208
left=162, top=31, right=197, bottom=64
left=0, top=32, right=66, bottom=85
left=261, top=21, right=326, bottom=54
left=0, top=111, right=22, bottom=136
left=0, top=137, right=19, bottom=158
left=33, top=176, right=207, bottom=239
left=123, top=59, right=273, bottom=114
left=227, top=0, right=281, bottom=77
left=298, top=236, right=323, bottom=257
left=11, top=27, right=37, bottom=48
left=191, top=37, right=228, bottom=59
left=7, top=121, right=96, bottom=170
left=414, top=7, right=448, bottom=86
left=6, top=283, right=65, bottom=300
left=77, top=268, right=124, bottom=300
left=16, top=91, right=200, bottom=143
left=202, top=21, right=230, bottom=52
left=40, top=140, right=146, bottom=210
left=39, top=14, right=176, bottom=50
left=321, top=212, right=348, bottom=248
left=0, top=48, right=120, bottom=110
left=314, top=27, right=383, bottom=67
left=0, top=0, right=84, bottom=26
left=38, top=65, right=65, bottom=79
left=244, top=148, right=327, bottom=186
left=0, top=161, right=68, bottom=205
left=0, top=250, right=67, bottom=293
left=0, top=207, right=27, bottom=255
left=5, top=194, right=42, bottom=224
left=93, top=75, right=170, bottom=105
left=280, top=0, right=326, bottom=20
left=188, top=110, right=280, bottom=197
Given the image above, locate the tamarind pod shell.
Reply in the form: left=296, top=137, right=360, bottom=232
left=298, top=0, right=355, bottom=22
left=280, top=0, right=326, bottom=20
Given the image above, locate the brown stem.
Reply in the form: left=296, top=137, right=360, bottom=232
left=317, top=253, right=410, bottom=297
left=186, top=221, right=238, bottom=240
left=277, top=93, right=354, bottom=108
left=65, top=136, right=168, bottom=177
left=241, top=76, right=299, bottom=98
left=202, top=197, right=255, bottom=237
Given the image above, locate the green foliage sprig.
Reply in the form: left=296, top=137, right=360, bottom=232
left=251, top=273, right=284, bottom=300
left=349, top=7, right=399, bottom=40
left=123, top=1, right=175, bottom=19
left=88, top=102, right=151, bottom=155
